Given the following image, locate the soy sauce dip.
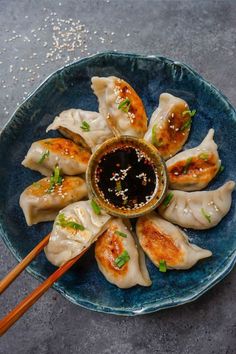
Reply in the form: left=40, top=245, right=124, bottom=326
left=86, top=136, right=168, bottom=218
left=95, top=145, right=158, bottom=210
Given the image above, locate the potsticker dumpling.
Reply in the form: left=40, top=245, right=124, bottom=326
left=136, top=213, right=212, bottom=270
left=22, top=138, right=91, bottom=176
left=44, top=200, right=111, bottom=267
left=166, top=129, right=221, bottom=191
left=158, top=181, right=235, bottom=229
left=20, top=176, right=87, bottom=226
left=95, top=218, right=151, bottom=288
left=46, top=109, right=113, bottom=151
left=144, top=93, right=192, bottom=160
left=91, top=76, right=148, bottom=138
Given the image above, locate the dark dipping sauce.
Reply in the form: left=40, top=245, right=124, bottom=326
left=95, top=145, right=158, bottom=210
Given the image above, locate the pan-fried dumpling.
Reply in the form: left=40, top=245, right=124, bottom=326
left=46, top=109, right=113, bottom=151
left=158, top=181, right=235, bottom=229
left=44, top=200, right=111, bottom=267
left=22, top=138, right=91, bottom=176
left=144, top=93, right=193, bottom=160
left=95, top=218, right=151, bottom=288
left=20, top=176, right=87, bottom=226
left=136, top=213, right=212, bottom=270
left=166, top=129, right=221, bottom=191
left=91, top=76, right=148, bottom=138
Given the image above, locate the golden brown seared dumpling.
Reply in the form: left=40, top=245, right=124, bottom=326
left=22, top=138, right=91, bottom=176
left=20, top=176, right=87, bottom=226
left=166, top=129, right=221, bottom=191
left=44, top=200, right=111, bottom=267
left=158, top=181, right=235, bottom=230
left=95, top=218, right=151, bottom=288
left=145, top=93, right=193, bottom=160
left=46, top=109, right=113, bottom=151
left=136, top=213, right=212, bottom=270
left=91, top=76, right=148, bottom=138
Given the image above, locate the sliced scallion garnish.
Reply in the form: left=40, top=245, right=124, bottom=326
left=218, top=165, right=225, bottom=174
left=199, top=153, right=209, bottom=161
left=114, top=230, right=128, bottom=238
left=180, top=118, right=192, bottom=131
left=162, top=192, right=174, bottom=207
left=151, top=124, right=163, bottom=147
left=114, top=250, right=130, bottom=268
left=180, top=109, right=196, bottom=131
left=47, top=165, right=62, bottom=193
left=182, top=109, right=196, bottom=117
left=80, top=121, right=90, bottom=132
left=159, top=260, right=167, bottom=272
left=38, top=150, right=50, bottom=164
left=32, top=182, right=41, bottom=188
left=201, top=208, right=211, bottom=223
left=182, top=157, right=193, bottom=174
left=56, top=213, right=85, bottom=230
left=91, top=199, right=101, bottom=215
left=118, top=98, right=131, bottom=113
left=115, top=180, right=122, bottom=192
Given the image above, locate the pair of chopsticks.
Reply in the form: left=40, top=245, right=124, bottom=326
left=0, top=234, right=88, bottom=335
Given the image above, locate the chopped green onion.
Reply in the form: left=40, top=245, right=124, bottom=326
left=91, top=199, right=101, bottom=215
left=80, top=121, right=90, bottom=132
left=114, top=230, right=128, bottom=238
left=32, top=182, right=41, bottom=188
left=118, top=98, right=131, bottom=113
left=114, top=250, right=130, bottom=268
left=115, top=180, right=122, bottom=192
left=180, top=118, right=192, bottom=131
left=56, top=213, right=85, bottom=230
left=201, top=208, right=211, bottom=223
left=182, top=109, right=196, bottom=117
left=159, top=260, right=167, bottom=272
left=199, top=153, right=209, bottom=161
left=54, top=165, right=61, bottom=183
left=152, top=124, right=157, bottom=145
left=38, top=150, right=50, bottom=164
left=66, top=221, right=85, bottom=230
left=122, top=199, right=128, bottom=205
left=151, top=124, right=163, bottom=147
left=182, top=157, right=193, bottom=174
left=47, top=165, right=63, bottom=193
left=180, top=110, right=196, bottom=131
left=218, top=165, right=225, bottom=174
left=162, top=192, right=174, bottom=207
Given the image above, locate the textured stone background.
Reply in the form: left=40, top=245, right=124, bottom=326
left=0, top=1, right=235, bottom=353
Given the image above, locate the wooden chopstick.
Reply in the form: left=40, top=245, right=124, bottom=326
left=0, top=234, right=51, bottom=294
left=0, top=247, right=88, bottom=336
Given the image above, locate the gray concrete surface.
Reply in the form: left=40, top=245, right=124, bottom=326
left=0, top=0, right=235, bottom=353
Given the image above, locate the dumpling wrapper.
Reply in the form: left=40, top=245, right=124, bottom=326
left=91, top=76, right=148, bottom=138
left=44, top=200, right=111, bottom=267
left=144, top=93, right=192, bottom=160
left=136, top=213, right=212, bottom=270
left=46, top=109, right=113, bottom=151
left=95, top=218, right=152, bottom=288
left=166, top=129, right=221, bottom=191
left=22, top=138, right=91, bottom=176
left=20, top=176, right=87, bottom=226
left=158, top=181, right=235, bottom=229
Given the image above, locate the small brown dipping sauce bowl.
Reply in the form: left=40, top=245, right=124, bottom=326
left=86, top=136, right=168, bottom=218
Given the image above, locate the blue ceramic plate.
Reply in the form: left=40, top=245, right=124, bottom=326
left=0, top=53, right=235, bottom=315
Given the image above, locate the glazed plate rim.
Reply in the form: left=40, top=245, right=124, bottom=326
left=0, top=52, right=236, bottom=316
